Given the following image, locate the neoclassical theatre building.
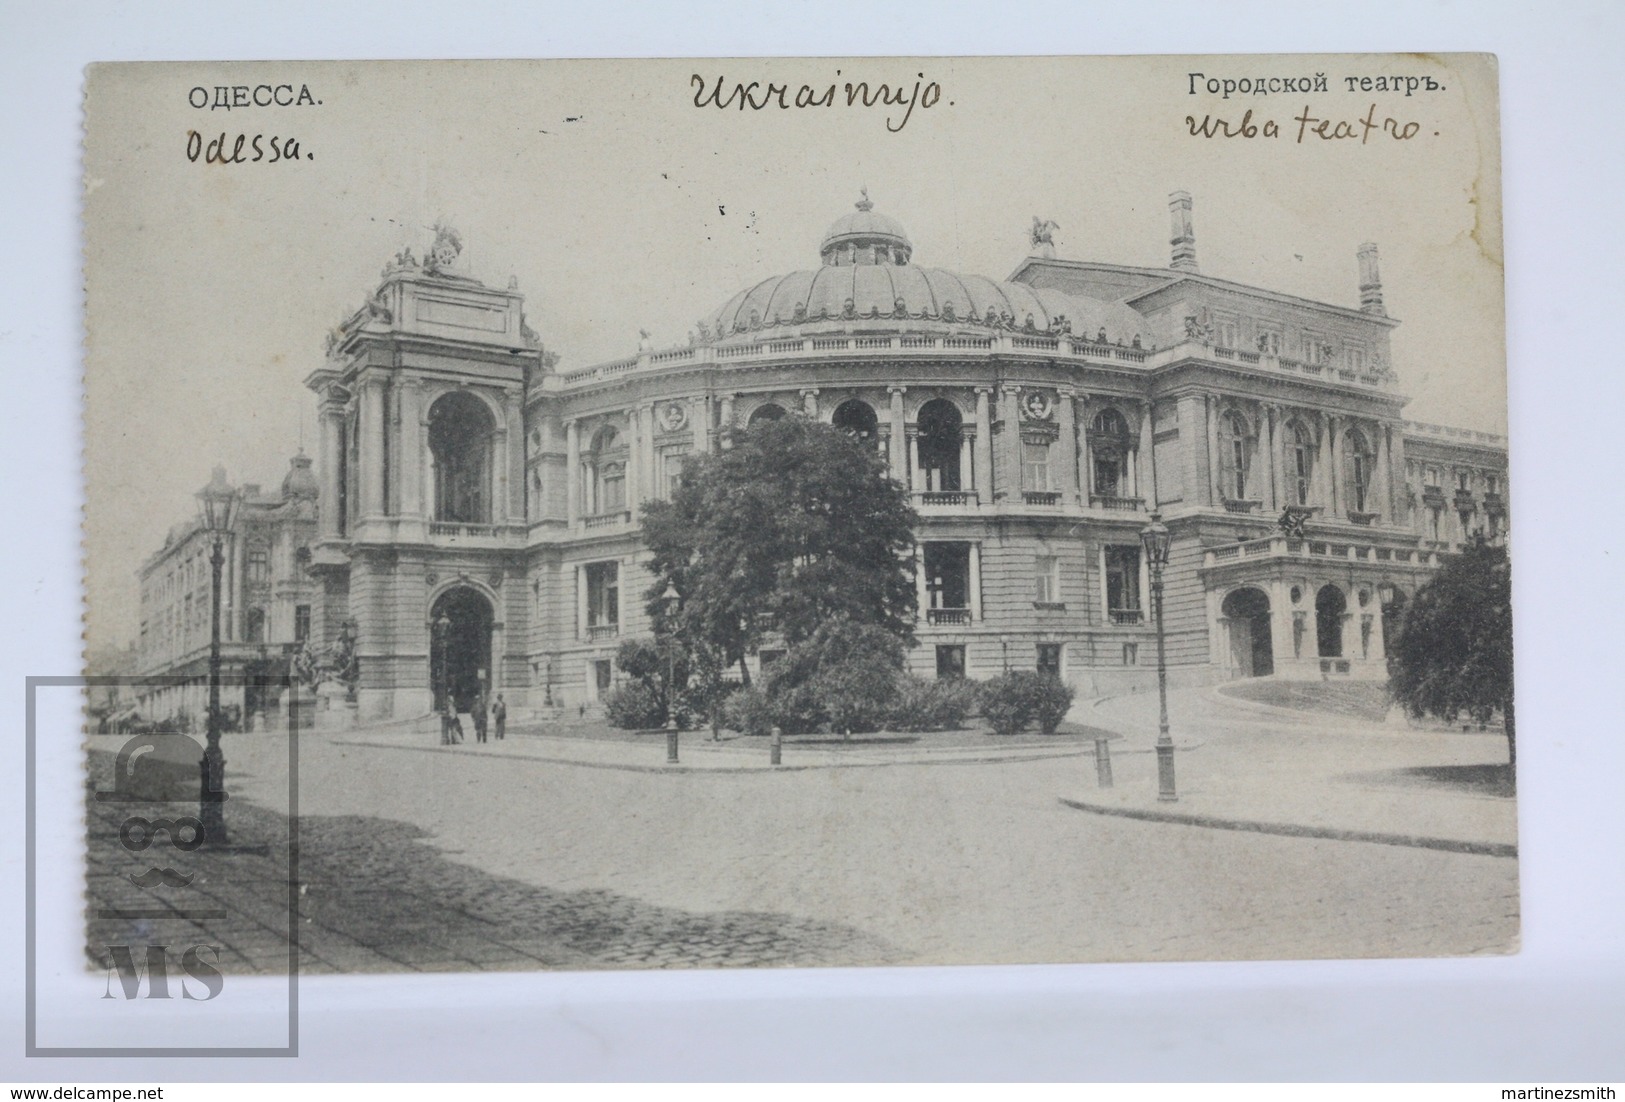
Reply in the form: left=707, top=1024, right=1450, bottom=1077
left=293, top=192, right=1508, bottom=721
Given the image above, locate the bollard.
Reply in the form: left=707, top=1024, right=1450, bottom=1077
left=666, top=721, right=680, bottom=764
left=770, top=725, right=782, bottom=766
left=1093, top=736, right=1114, bottom=788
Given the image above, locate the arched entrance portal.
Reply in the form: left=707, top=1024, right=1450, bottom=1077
left=1221, top=587, right=1274, bottom=677
left=1315, top=584, right=1347, bottom=658
left=429, top=587, right=494, bottom=713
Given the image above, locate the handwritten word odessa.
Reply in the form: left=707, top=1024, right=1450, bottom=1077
left=183, top=81, right=322, bottom=165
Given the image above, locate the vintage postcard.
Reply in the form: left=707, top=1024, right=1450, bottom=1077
left=71, top=53, right=1510, bottom=1008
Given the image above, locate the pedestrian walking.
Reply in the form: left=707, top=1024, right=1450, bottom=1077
left=473, top=693, right=488, bottom=743
left=448, top=709, right=464, bottom=744
left=493, top=694, right=506, bottom=740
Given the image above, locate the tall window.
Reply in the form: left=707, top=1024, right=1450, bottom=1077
left=1104, top=546, right=1142, bottom=624
left=294, top=604, right=311, bottom=642
left=586, top=562, right=619, bottom=628
left=1034, top=556, right=1059, bottom=604
left=916, top=399, right=963, bottom=492
left=586, top=425, right=627, bottom=514
left=1090, top=408, right=1131, bottom=497
left=1457, top=469, right=1472, bottom=492
left=1289, top=421, right=1315, bottom=506
left=247, top=544, right=269, bottom=583
left=1423, top=466, right=1440, bottom=488
left=1485, top=473, right=1499, bottom=496
left=1220, top=410, right=1251, bottom=500
left=428, top=391, right=494, bottom=524
left=1023, top=442, right=1051, bottom=491
left=1344, top=428, right=1374, bottom=513
left=1036, top=643, right=1062, bottom=676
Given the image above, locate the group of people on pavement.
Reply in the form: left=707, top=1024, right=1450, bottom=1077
left=439, top=692, right=507, bottom=746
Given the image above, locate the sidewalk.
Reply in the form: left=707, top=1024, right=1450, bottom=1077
left=329, top=722, right=1103, bottom=773
left=1059, top=684, right=1518, bottom=856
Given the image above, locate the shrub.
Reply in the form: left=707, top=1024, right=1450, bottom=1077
left=819, top=659, right=898, bottom=736
left=603, top=682, right=664, bottom=730
left=751, top=619, right=907, bottom=735
left=978, top=671, right=1074, bottom=735
left=888, top=675, right=978, bottom=732
left=722, top=684, right=774, bottom=737
left=1031, top=675, right=1076, bottom=734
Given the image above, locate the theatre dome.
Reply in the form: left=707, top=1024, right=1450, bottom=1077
left=697, top=193, right=1147, bottom=346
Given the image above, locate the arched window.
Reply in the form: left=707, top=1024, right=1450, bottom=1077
left=1219, top=410, right=1252, bottom=501
left=1315, top=584, right=1346, bottom=658
left=831, top=399, right=879, bottom=445
left=1287, top=420, right=1316, bottom=506
left=1344, top=428, right=1375, bottom=514
left=1090, top=408, right=1132, bottom=497
left=916, top=399, right=963, bottom=492
left=428, top=392, right=494, bottom=524
left=245, top=607, right=266, bottom=644
left=586, top=425, right=627, bottom=514
left=747, top=403, right=786, bottom=427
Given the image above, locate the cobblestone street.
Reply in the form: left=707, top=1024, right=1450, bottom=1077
left=85, top=689, right=1519, bottom=973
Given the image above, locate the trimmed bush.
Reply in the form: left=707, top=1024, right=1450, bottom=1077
left=888, top=675, right=978, bottom=732
left=722, top=684, right=774, bottom=737
left=603, top=682, right=664, bottom=730
left=979, top=671, right=1075, bottom=735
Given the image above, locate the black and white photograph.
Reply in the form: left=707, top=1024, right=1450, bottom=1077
left=71, top=55, right=1516, bottom=985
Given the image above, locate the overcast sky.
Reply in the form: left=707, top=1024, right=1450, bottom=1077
left=83, top=55, right=1504, bottom=648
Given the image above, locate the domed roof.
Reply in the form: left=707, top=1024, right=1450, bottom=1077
left=820, top=190, right=912, bottom=263
left=697, top=194, right=1148, bottom=345
left=281, top=452, right=319, bottom=499
left=699, top=261, right=1147, bottom=345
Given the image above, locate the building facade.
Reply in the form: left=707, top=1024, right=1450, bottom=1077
left=133, top=457, right=320, bottom=727
left=262, top=192, right=1512, bottom=720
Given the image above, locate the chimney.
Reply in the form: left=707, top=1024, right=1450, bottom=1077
left=1169, top=191, right=1198, bottom=272
left=1358, top=242, right=1385, bottom=315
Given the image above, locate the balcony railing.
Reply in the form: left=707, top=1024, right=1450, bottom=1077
left=1221, top=499, right=1261, bottom=514
left=1347, top=510, right=1381, bottom=526
left=1090, top=493, right=1143, bottom=511
left=429, top=521, right=497, bottom=538
left=1023, top=490, right=1063, bottom=506
left=926, top=608, right=972, bottom=626
left=919, top=490, right=975, bottom=507
left=1453, top=490, right=1477, bottom=511
left=1484, top=493, right=1506, bottom=515
left=1032, top=601, right=1067, bottom=612
left=1108, top=608, right=1143, bottom=626
left=1203, top=533, right=1437, bottom=569
left=583, top=511, right=631, bottom=530
left=586, top=623, right=619, bottom=641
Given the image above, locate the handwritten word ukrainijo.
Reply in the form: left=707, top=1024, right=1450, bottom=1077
left=691, top=71, right=945, bottom=133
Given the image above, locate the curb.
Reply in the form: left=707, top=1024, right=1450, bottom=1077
left=1057, top=797, right=1517, bottom=858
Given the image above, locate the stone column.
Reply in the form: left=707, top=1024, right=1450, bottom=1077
left=1388, top=427, right=1409, bottom=525
left=998, top=386, right=1021, bottom=500
left=1261, top=406, right=1274, bottom=513
left=398, top=381, right=423, bottom=516
left=958, top=433, right=973, bottom=491
left=359, top=376, right=386, bottom=518
left=1204, top=392, right=1222, bottom=506
left=888, top=387, right=908, bottom=484
left=1076, top=394, right=1092, bottom=499
left=689, top=395, right=707, bottom=458
left=564, top=419, right=580, bottom=528
left=575, top=563, right=587, bottom=641
left=1375, top=422, right=1392, bottom=522
left=1136, top=400, right=1155, bottom=503
left=505, top=391, right=524, bottom=522
left=623, top=408, right=640, bottom=518
left=968, top=542, right=984, bottom=622
left=973, top=387, right=993, bottom=499
left=318, top=399, right=344, bottom=539
left=1057, top=388, right=1079, bottom=504
left=719, top=394, right=736, bottom=448
left=1327, top=415, right=1344, bottom=518
left=909, top=428, right=924, bottom=490
left=1316, top=412, right=1334, bottom=512
left=914, top=545, right=929, bottom=618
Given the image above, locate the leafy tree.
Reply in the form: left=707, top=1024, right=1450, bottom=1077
left=1387, top=540, right=1515, bottom=766
left=641, top=416, right=918, bottom=705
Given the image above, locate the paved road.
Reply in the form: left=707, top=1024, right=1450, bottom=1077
left=87, top=705, right=1518, bottom=972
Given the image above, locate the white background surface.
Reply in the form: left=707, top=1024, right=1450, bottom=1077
left=2, top=0, right=1621, bottom=1082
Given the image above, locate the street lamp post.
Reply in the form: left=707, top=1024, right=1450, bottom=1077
left=196, top=467, right=239, bottom=845
left=1140, top=513, right=1176, bottom=802
left=660, top=580, right=681, bottom=764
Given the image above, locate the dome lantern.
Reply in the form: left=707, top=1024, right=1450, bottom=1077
left=819, top=188, right=912, bottom=267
